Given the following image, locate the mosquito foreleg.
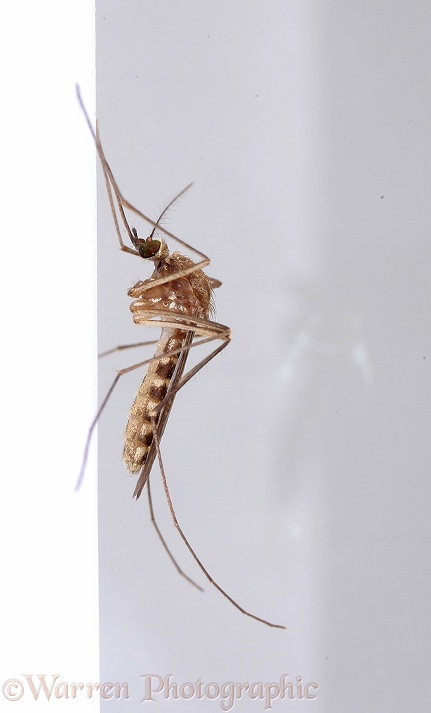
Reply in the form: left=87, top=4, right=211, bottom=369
left=76, top=86, right=136, bottom=253
left=122, top=192, right=211, bottom=275
left=98, top=140, right=138, bottom=253
left=78, top=90, right=208, bottom=271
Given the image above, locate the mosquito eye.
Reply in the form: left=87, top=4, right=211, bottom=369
left=139, top=239, right=161, bottom=258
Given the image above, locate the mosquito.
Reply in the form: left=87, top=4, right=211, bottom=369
left=76, top=86, right=286, bottom=630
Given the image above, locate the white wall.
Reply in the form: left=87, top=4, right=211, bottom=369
left=0, top=2, right=98, bottom=711
left=96, top=2, right=431, bottom=710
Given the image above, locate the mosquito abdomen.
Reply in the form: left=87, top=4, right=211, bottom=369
left=123, top=331, right=184, bottom=473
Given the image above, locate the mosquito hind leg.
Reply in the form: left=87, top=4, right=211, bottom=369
left=151, top=416, right=287, bottom=630
left=146, top=476, right=203, bottom=592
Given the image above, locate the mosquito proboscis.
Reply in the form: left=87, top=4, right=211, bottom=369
left=76, top=86, right=286, bottom=630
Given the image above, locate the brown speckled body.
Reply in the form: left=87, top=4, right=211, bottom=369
left=123, top=250, right=212, bottom=474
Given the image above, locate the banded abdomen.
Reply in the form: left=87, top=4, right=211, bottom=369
left=122, top=328, right=186, bottom=473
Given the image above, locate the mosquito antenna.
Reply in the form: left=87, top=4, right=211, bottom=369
left=149, top=182, right=194, bottom=238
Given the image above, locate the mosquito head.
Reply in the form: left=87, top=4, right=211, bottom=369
left=131, top=227, right=168, bottom=260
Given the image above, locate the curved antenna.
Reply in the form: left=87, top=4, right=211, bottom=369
left=149, top=183, right=194, bottom=239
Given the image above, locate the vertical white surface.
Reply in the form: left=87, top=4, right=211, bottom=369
left=97, top=1, right=430, bottom=710
left=0, top=1, right=99, bottom=711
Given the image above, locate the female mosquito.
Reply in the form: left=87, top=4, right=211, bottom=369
left=77, top=87, right=286, bottom=630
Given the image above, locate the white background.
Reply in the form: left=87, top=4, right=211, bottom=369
left=96, top=1, right=430, bottom=712
left=1, top=1, right=98, bottom=711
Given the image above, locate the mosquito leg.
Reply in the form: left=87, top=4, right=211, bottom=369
left=146, top=476, right=203, bottom=592
left=99, top=340, right=158, bottom=359
left=121, top=190, right=210, bottom=275
left=151, top=415, right=287, bottom=630
left=77, top=346, right=162, bottom=491
left=146, top=337, right=230, bottom=425
left=77, top=89, right=208, bottom=270
left=75, top=372, right=121, bottom=492
left=158, top=338, right=230, bottom=409
left=76, top=86, right=137, bottom=253
left=78, top=330, right=228, bottom=491
left=77, top=87, right=215, bottom=282
left=133, top=334, right=231, bottom=499
left=98, top=139, right=137, bottom=253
